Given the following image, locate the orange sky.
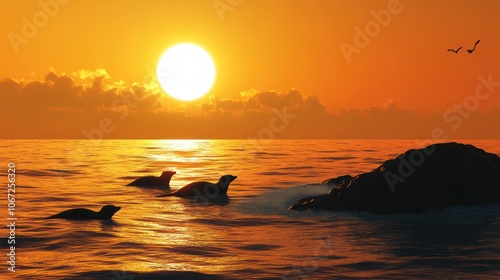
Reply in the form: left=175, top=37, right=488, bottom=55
left=1, top=0, right=499, bottom=138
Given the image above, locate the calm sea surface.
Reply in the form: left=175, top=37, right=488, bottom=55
left=1, top=139, right=500, bottom=280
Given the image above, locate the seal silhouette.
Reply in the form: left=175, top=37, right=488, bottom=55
left=127, top=171, right=176, bottom=188
left=46, top=205, right=121, bottom=220
left=157, top=175, right=237, bottom=198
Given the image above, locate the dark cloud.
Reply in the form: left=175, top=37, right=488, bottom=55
left=1, top=70, right=499, bottom=139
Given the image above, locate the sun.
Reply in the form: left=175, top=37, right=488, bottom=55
left=156, top=44, right=215, bottom=101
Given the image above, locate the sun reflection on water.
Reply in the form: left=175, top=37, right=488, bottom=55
left=5, top=139, right=500, bottom=279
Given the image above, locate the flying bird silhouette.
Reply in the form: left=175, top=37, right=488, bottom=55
left=467, top=40, right=480, bottom=53
left=447, top=46, right=462, bottom=53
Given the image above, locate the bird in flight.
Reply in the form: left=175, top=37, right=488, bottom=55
left=467, top=40, right=480, bottom=53
left=447, top=46, right=462, bottom=54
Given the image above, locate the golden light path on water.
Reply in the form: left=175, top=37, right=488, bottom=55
left=2, top=139, right=500, bottom=278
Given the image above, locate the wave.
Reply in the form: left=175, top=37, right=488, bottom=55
left=63, top=270, right=228, bottom=280
left=234, top=184, right=500, bottom=222
left=234, top=184, right=335, bottom=217
left=16, top=169, right=82, bottom=177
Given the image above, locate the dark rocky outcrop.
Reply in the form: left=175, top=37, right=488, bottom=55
left=321, top=175, right=353, bottom=186
left=290, top=142, right=500, bottom=214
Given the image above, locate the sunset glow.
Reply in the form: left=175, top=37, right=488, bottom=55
left=1, top=0, right=499, bottom=139
left=2, top=1, right=500, bottom=279
left=157, top=44, right=215, bottom=101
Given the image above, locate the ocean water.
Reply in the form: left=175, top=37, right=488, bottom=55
left=1, top=139, right=500, bottom=280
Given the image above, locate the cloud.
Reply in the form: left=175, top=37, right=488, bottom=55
left=72, top=68, right=110, bottom=80
left=1, top=69, right=499, bottom=139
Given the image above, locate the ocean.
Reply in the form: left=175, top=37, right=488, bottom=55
left=1, top=139, right=500, bottom=280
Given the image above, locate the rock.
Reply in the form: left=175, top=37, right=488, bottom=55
left=321, top=175, right=353, bottom=186
left=290, top=142, right=500, bottom=214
